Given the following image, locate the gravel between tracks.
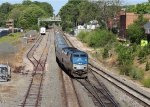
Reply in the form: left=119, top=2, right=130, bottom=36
left=40, top=30, right=66, bottom=107
left=41, top=30, right=96, bottom=107
left=0, top=42, right=33, bottom=107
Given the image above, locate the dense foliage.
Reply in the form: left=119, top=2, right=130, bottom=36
left=18, top=4, right=48, bottom=29
left=0, top=0, right=53, bottom=30
left=126, top=2, right=150, bottom=14
left=115, top=44, right=134, bottom=66
left=59, top=0, right=120, bottom=32
left=127, top=14, right=148, bottom=44
left=78, top=29, right=116, bottom=48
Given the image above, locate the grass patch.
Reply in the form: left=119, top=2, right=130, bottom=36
left=0, top=33, right=21, bottom=44
left=142, top=78, right=150, bottom=88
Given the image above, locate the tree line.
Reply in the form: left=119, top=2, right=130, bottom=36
left=126, top=1, right=150, bottom=14
left=0, top=0, right=53, bottom=30
left=59, top=0, right=121, bottom=32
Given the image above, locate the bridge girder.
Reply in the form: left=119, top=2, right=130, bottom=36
left=38, top=17, right=61, bottom=26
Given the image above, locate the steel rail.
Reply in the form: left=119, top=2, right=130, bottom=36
left=26, top=35, right=42, bottom=68
left=59, top=28, right=150, bottom=106
left=22, top=32, right=50, bottom=107
left=89, top=64, right=150, bottom=106
left=89, top=68, right=119, bottom=106
left=35, top=32, right=50, bottom=107
left=56, top=28, right=118, bottom=106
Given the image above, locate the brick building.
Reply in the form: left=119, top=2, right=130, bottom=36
left=119, top=12, right=150, bottom=38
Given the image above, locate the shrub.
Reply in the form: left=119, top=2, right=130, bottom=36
left=120, top=65, right=132, bottom=76
left=116, top=44, right=134, bottom=65
left=142, top=78, right=150, bottom=88
left=102, top=47, right=109, bottom=58
left=139, top=57, right=146, bottom=64
left=8, top=33, right=15, bottom=37
left=138, top=50, right=146, bottom=58
left=129, top=67, right=144, bottom=80
left=127, top=23, right=145, bottom=44
left=138, top=44, right=150, bottom=58
left=78, top=31, right=88, bottom=43
left=77, top=29, right=116, bottom=48
left=145, top=61, right=150, bottom=71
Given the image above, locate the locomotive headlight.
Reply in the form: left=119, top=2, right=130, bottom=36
left=73, top=64, right=87, bottom=70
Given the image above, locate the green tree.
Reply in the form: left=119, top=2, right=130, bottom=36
left=136, top=4, right=147, bottom=14
left=18, top=4, right=47, bottom=29
left=78, top=1, right=98, bottom=24
left=0, top=2, right=12, bottom=14
left=33, top=1, right=53, bottom=16
left=126, top=3, right=150, bottom=14
left=127, top=14, right=148, bottom=44
left=126, top=5, right=136, bottom=12
left=59, top=1, right=81, bottom=31
left=127, top=24, right=144, bottom=44
left=9, top=5, right=26, bottom=27
left=96, top=0, right=121, bottom=29
left=0, top=13, right=6, bottom=27
left=22, top=0, right=32, bottom=5
left=59, top=0, right=121, bottom=31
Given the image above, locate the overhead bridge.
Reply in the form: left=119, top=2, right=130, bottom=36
left=38, top=17, right=61, bottom=26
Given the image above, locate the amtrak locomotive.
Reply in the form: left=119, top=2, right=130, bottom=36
left=55, top=32, right=88, bottom=78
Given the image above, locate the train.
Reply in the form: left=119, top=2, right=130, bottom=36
left=0, top=28, right=22, bottom=37
left=0, top=28, right=9, bottom=37
left=40, top=27, right=46, bottom=35
left=0, top=64, right=11, bottom=82
left=55, top=31, right=88, bottom=78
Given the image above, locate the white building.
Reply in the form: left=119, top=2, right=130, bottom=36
left=74, top=20, right=100, bottom=36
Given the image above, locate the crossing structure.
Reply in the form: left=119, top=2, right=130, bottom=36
left=38, top=16, right=61, bottom=27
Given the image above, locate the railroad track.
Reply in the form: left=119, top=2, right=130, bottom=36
left=26, top=34, right=44, bottom=70
left=89, top=64, right=150, bottom=106
left=56, top=56, right=81, bottom=107
left=60, top=68, right=81, bottom=107
left=55, top=28, right=119, bottom=107
left=58, top=28, right=150, bottom=106
left=20, top=32, right=50, bottom=107
left=76, top=73, right=119, bottom=107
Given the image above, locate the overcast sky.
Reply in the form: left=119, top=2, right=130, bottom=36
left=0, top=0, right=148, bottom=14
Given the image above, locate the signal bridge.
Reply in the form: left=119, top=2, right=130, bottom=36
left=38, top=16, right=61, bottom=26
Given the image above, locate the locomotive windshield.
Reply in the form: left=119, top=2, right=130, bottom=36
left=72, top=54, right=88, bottom=64
left=80, top=54, right=87, bottom=57
left=73, top=54, right=79, bottom=57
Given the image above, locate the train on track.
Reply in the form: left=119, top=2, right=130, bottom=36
left=40, top=27, right=46, bottom=35
left=0, top=64, right=11, bottom=82
left=55, top=31, right=88, bottom=78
